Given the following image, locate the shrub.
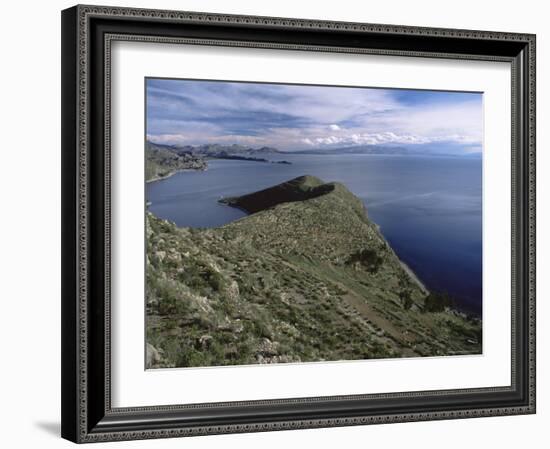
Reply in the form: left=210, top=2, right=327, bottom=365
left=207, top=271, right=225, bottom=291
left=423, top=292, right=453, bottom=313
left=400, top=289, right=413, bottom=310
left=156, top=282, right=189, bottom=315
left=347, top=249, right=384, bottom=273
left=178, top=346, right=207, bottom=367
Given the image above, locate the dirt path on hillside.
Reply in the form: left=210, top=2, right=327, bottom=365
left=278, top=258, right=419, bottom=358
left=340, top=290, right=418, bottom=357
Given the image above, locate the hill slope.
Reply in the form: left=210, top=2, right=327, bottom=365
left=146, top=176, right=481, bottom=368
left=146, top=142, right=206, bottom=182
left=219, top=175, right=339, bottom=214
left=174, top=143, right=281, bottom=157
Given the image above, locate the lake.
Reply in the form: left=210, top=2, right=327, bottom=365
left=146, top=153, right=482, bottom=315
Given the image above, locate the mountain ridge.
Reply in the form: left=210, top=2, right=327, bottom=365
left=169, top=142, right=281, bottom=156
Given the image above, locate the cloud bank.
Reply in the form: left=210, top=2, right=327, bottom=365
left=146, top=78, right=483, bottom=153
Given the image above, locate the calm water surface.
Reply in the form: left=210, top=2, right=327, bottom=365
left=147, top=154, right=482, bottom=315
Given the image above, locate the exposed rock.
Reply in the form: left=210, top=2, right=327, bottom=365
left=198, top=334, right=213, bottom=349
left=257, top=338, right=279, bottom=357
left=146, top=343, right=161, bottom=368
left=225, top=280, right=240, bottom=301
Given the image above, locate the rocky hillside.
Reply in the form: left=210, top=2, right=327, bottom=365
left=146, top=176, right=481, bottom=368
left=146, top=142, right=206, bottom=182
left=173, top=143, right=281, bottom=157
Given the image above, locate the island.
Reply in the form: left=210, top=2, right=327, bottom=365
left=146, top=175, right=481, bottom=368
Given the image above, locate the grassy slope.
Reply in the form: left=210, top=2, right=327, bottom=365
left=146, top=176, right=481, bottom=368
left=145, top=142, right=206, bottom=182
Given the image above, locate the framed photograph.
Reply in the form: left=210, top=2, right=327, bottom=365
left=61, top=4, right=536, bottom=443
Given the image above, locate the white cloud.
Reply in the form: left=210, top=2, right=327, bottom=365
left=360, top=100, right=483, bottom=145
left=307, top=132, right=433, bottom=147
left=147, top=80, right=483, bottom=151
left=294, top=99, right=483, bottom=150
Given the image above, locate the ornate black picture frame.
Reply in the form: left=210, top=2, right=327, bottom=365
left=61, top=4, right=536, bottom=443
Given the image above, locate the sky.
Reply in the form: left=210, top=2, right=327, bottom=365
left=146, top=78, right=483, bottom=153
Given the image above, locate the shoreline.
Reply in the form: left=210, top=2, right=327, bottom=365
left=145, top=162, right=481, bottom=316
left=146, top=167, right=207, bottom=184
left=145, top=155, right=284, bottom=185
left=399, top=261, right=428, bottom=294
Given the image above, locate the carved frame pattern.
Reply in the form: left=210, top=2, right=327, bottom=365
left=61, top=4, right=536, bottom=443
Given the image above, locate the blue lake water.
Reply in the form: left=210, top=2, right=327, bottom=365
left=147, top=154, right=482, bottom=315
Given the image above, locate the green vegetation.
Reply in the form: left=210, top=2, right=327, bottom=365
left=173, top=143, right=281, bottom=157
left=347, top=249, right=384, bottom=273
left=146, top=141, right=207, bottom=182
left=423, top=291, right=454, bottom=313
left=146, top=175, right=481, bottom=368
left=220, top=175, right=336, bottom=214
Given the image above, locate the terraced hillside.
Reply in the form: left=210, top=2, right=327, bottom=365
left=146, top=176, right=481, bottom=368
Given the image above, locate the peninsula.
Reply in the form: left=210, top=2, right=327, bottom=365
left=146, top=175, right=481, bottom=368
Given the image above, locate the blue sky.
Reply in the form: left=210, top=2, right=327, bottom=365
left=146, top=78, right=483, bottom=153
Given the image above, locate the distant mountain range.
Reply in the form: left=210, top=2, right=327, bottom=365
left=172, top=143, right=281, bottom=157
left=146, top=141, right=289, bottom=181
left=292, top=144, right=481, bottom=157
left=146, top=141, right=481, bottom=178
left=292, top=145, right=410, bottom=155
